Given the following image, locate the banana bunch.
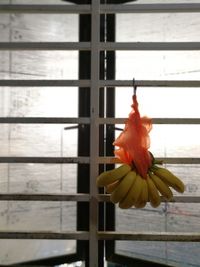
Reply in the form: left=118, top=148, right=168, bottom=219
left=96, top=163, right=185, bottom=209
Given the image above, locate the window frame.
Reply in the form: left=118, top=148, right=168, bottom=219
left=0, top=1, right=200, bottom=267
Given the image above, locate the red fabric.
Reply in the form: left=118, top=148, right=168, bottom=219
left=113, top=95, right=152, bottom=179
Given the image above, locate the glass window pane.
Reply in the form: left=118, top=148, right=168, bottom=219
left=116, top=51, right=200, bottom=80
left=0, top=201, right=76, bottom=231
left=0, top=51, right=78, bottom=80
left=116, top=241, right=200, bottom=267
left=117, top=13, right=200, bottom=42
left=10, top=14, right=78, bottom=42
left=115, top=5, right=200, bottom=267
left=0, top=240, right=76, bottom=265
left=0, top=1, right=78, bottom=264
left=0, top=124, right=77, bottom=157
left=0, top=13, right=78, bottom=42
left=164, top=164, right=200, bottom=197
left=0, top=87, right=78, bottom=117
left=115, top=87, right=200, bottom=118
left=116, top=203, right=200, bottom=232
left=0, top=163, right=77, bottom=194
left=150, top=125, right=200, bottom=157
left=0, top=68, right=78, bottom=121
left=116, top=202, right=200, bottom=266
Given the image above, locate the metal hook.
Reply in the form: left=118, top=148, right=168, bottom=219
left=133, top=78, right=137, bottom=96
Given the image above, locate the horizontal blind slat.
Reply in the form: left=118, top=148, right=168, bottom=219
left=0, top=157, right=199, bottom=164
left=98, top=231, right=200, bottom=242
left=0, top=80, right=90, bottom=87
left=1, top=42, right=200, bottom=51
left=1, top=79, right=200, bottom=87
left=0, top=117, right=199, bottom=124
left=0, top=231, right=199, bottom=241
left=0, top=156, right=90, bottom=164
left=101, top=42, right=200, bottom=51
left=100, top=80, right=200, bottom=87
left=0, top=194, right=199, bottom=203
left=98, top=157, right=200, bottom=164
left=0, top=42, right=90, bottom=50
left=0, top=4, right=91, bottom=14
left=1, top=4, right=200, bottom=14
left=102, top=4, right=200, bottom=14
left=97, top=118, right=200, bottom=125
left=0, top=117, right=90, bottom=124
left=0, top=231, right=89, bottom=240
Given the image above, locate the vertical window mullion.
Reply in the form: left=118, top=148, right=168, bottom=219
left=89, top=0, right=101, bottom=266
left=77, top=2, right=91, bottom=264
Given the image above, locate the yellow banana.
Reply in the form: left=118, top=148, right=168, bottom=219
left=119, top=173, right=143, bottom=209
left=153, top=166, right=185, bottom=193
left=134, top=178, right=148, bottom=208
left=96, top=164, right=132, bottom=187
left=110, top=170, right=137, bottom=204
left=106, top=180, right=120, bottom=194
left=146, top=175, right=161, bottom=208
left=149, top=172, right=173, bottom=201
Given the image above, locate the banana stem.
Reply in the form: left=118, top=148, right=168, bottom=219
left=149, top=151, right=163, bottom=166
left=150, top=164, right=160, bottom=172
left=153, top=159, right=164, bottom=165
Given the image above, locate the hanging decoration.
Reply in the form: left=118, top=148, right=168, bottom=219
left=96, top=79, right=185, bottom=209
